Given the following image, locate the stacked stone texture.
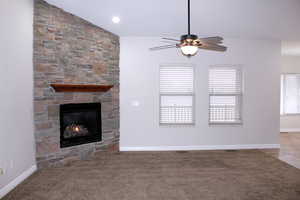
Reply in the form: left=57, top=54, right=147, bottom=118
left=33, top=0, right=120, bottom=168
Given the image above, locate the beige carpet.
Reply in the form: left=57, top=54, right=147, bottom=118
left=3, top=150, right=300, bottom=200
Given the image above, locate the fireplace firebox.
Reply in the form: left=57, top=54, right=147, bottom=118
left=60, top=103, right=102, bottom=148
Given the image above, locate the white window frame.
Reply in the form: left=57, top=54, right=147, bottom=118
left=281, top=73, right=300, bottom=116
left=208, top=65, right=243, bottom=125
left=159, top=63, right=195, bottom=126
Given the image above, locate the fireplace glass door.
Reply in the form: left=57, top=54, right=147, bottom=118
left=60, top=103, right=102, bottom=148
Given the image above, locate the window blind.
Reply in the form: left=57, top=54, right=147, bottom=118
left=160, top=65, right=194, bottom=94
left=159, top=64, right=194, bottom=124
left=209, top=68, right=242, bottom=94
left=209, top=66, right=243, bottom=124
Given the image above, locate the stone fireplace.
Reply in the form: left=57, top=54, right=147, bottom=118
left=34, top=0, right=120, bottom=168
left=60, top=103, right=102, bottom=148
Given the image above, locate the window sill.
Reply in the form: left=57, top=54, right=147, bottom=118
left=281, top=114, right=300, bottom=117
left=160, top=123, right=195, bottom=127
left=209, top=122, right=243, bottom=127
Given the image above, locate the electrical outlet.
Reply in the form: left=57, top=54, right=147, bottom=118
left=0, top=168, right=4, bottom=175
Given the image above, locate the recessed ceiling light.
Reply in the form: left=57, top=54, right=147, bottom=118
left=112, top=16, right=120, bottom=24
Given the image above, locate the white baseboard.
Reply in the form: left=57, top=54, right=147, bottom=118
left=120, top=144, right=280, bottom=152
left=0, top=165, right=37, bottom=199
left=280, top=128, right=300, bottom=133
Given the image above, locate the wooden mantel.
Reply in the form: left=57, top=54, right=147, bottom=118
left=50, top=84, right=113, bottom=92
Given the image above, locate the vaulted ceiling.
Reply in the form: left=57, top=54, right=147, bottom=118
left=45, top=0, right=300, bottom=41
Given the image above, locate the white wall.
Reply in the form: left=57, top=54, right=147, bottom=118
left=280, top=56, right=300, bottom=132
left=120, top=37, right=281, bottom=150
left=0, top=0, right=36, bottom=194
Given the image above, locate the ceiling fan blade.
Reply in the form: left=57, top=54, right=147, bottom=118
left=198, top=43, right=227, bottom=52
left=198, top=36, right=223, bottom=44
left=149, top=44, right=179, bottom=51
left=162, top=37, right=180, bottom=42
left=161, top=40, right=178, bottom=44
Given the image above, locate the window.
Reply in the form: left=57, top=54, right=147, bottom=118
left=281, top=74, right=300, bottom=115
left=209, top=66, right=243, bottom=124
left=159, top=64, right=195, bottom=125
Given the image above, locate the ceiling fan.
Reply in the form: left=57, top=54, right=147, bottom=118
left=150, top=0, right=227, bottom=57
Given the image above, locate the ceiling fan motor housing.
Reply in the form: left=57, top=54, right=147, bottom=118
left=181, top=34, right=199, bottom=47
left=181, top=34, right=198, bottom=42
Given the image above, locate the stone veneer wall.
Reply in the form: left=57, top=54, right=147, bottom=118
left=33, top=0, right=120, bottom=168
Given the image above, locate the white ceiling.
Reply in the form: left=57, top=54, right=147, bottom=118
left=45, top=0, right=300, bottom=41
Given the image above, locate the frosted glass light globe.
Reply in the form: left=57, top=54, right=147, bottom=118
left=180, top=45, right=198, bottom=57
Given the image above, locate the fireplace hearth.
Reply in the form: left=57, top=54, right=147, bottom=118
left=60, top=103, right=102, bottom=148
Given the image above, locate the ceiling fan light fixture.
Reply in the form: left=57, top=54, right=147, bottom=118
left=180, top=45, right=198, bottom=57
left=149, top=0, right=227, bottom=55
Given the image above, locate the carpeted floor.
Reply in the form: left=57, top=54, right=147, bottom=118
left=3, top=150, right=300, bottom=200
